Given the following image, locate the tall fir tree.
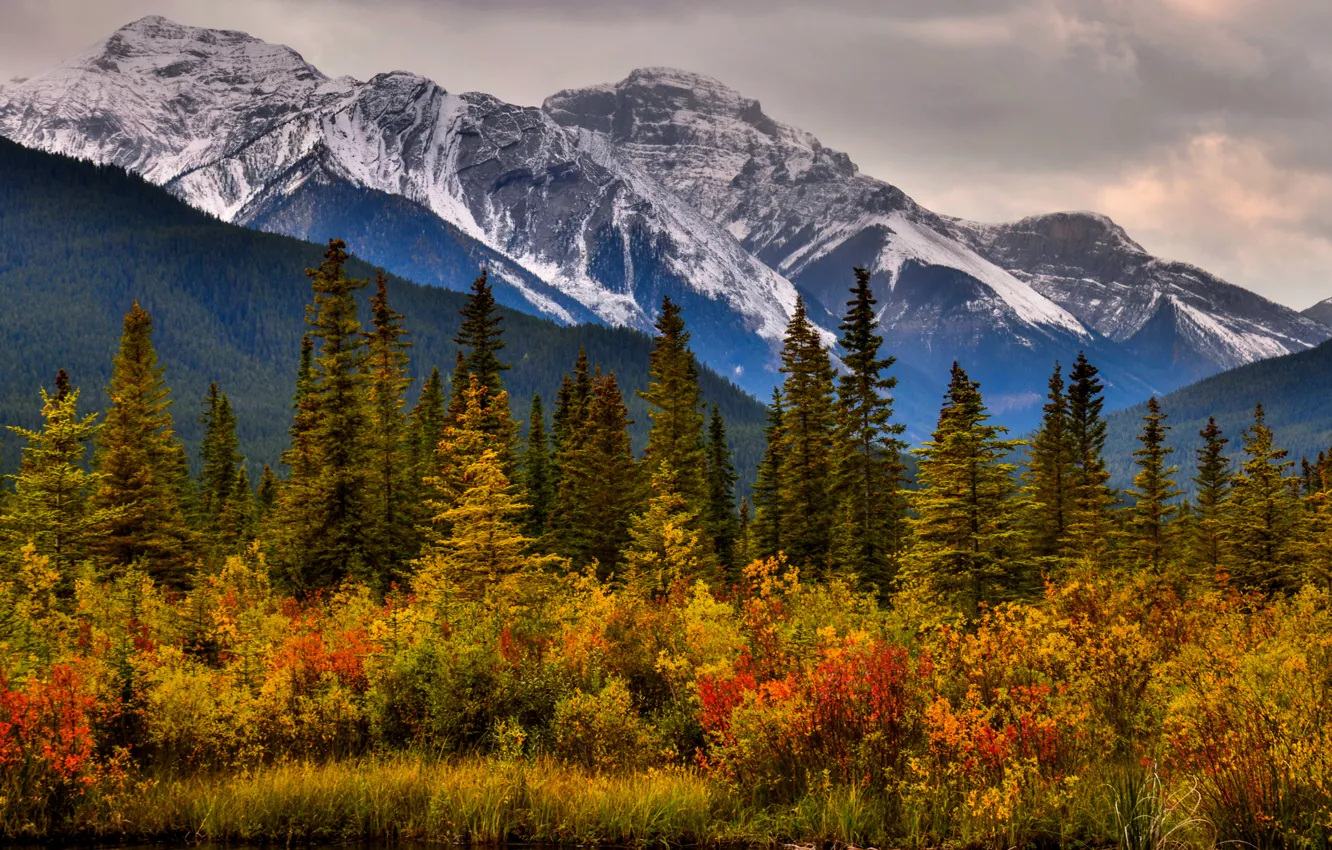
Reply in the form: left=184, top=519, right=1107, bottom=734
left=197, top=382, right=242, bottom=533
left=1, top=372, right=116, bottom=582
left=831, top=268, right=907, bottom=592
left=734, top=497, right=753, bottom=571
left=548, top=348, right=592, bottom=498
left=902, top=363, right=1029, bottom=616
left=1191, top=416, right=1232, bottom=582
left=521, top=394, right=554, bottom=537
left=405, top=366, right=447, bottom=521
left=639, top=296, right=709, bottom=515
left=548, top=369, right=640, bottom=576
left=363, top=272, right=413, bottom=579
left=1125, top=397, right=1182, bottom=572
left=1065, top=352, right=1115, bottom=555
left=1023, top=363, right=1076, bottom=564
left=775, top=297, right=838, bottom=574
left=752, top=388, right=785, bottom=559
left=92, top=301, right=193, bottom=586
left=454, top=269, right=508, bottom=396
left=1226, top=403, right=1301, bottom=595
left=704, top=404, right=739, bottom=575
left=1300, top=452, right=1332, bottom=591
left=280, top=238, right=371, bottom=590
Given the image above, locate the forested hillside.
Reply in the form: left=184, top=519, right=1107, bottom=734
left=0, top=138, right=767, bottom=487
left=1105, top=337, right=1332, bottom=490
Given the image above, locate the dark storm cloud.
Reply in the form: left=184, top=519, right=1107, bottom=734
left=2, top=0, right=1331, bottom=307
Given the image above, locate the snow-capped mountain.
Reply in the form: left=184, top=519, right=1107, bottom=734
left=0, top=17, right=802, bottom=390
left=947, top=211, right=1332, bottom=384
left=1306, top=296, right=1332, bottom=327
left=544, top=68, right=1328, bottom=404
left=2, top=17, right=1322, bottom=426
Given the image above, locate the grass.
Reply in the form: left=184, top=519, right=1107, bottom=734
left=8, top=755, right=1236, bottom=847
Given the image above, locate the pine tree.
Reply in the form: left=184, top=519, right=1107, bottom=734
left=197, top=382, right=242, bottom=532
left=775, top=297, right=838, bottom=574
left=548, top=348, right=592, bottom=499
left=548, top=369, right=640, bottom=575
left=1227, top=403, right=1301, bottom=595
left=831, top=268, right=907, bottom=592
left=704, top=404, right=739, bottom=574
left=281, top=238, right=371, bottom=591
left=455, top=269, right=508, bottom=396
left=1125, top=397, right=1182, bottom=572
left=446, top=349, right=469, bottom=424
left=218, top=466, right=255, bottom=546
left=1190, top=417, right=1232, bottom=582
left=406, top=366, right=447, bottom=511
left=752, top=388, right=785, bottom=559
left=1065, top=352, right=1115, bottom=555
left=1023, top=364, right=1076, bottom=564
left=363, top=272, right=413, bottom=578
left=92, top=301, right=193, bottom=585
left=424, top=375, right=500, bottom=547
left=902, top=363, right=1028, bottom=617
left=639, top=296, right=709, bottom=514
left=521, top=394, right=553, bottom=537
left=1, top=372, right=116, bottom=581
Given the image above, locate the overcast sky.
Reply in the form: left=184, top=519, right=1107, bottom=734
left=3, top=0, right=1331, bottom=309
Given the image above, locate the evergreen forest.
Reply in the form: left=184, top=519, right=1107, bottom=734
left=3, top=143, right=1332, bottom=849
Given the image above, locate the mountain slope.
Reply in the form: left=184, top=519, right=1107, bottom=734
left=0, top=17, right=804, bottom=394
left=1305, top=296, right=1332, bottom=327
left=948, top=211, right=1331, bottom=384
left=544, top=68, right=1327, bottom=411
left=0, top=136, right=768, bottom=486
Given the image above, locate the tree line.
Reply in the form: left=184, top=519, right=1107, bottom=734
left=3, top=239, right=1330, bottom=611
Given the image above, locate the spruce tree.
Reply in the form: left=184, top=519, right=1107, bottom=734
left=1125, top=397, right=1181, bottom=572
left=639, top=296, right=709, bottom=514
left=406, top=366, right=447, bottom=511
left=1065, top=352, right=1115, bottom=555
left=831, top=268, right=907, bottom=591
left=1227, top=403, right=1301, bottom=595
left=1191, top=417, right=1232, bottom=581
left=283, top=238, right=370, bottom=590
left=256, top=464, right=279, bottom=523
left=446, top=349, right=469, bottom=424
left=704, top=404, right=739, bottom=574
left=1, top=372, right=115, bottom=581
left=775, top=297, right=837, bottom=573
left=902, top=363, right=1028, bottom=616
left=363, top=272, right=413, bottom=577
left=1301, top=454, right=1332, bottom=591
left=548, top=369, right=640, bottom=575
left=1023, top=364, right=1075, bottom=563
left=752, top=388, right=785, bottom=559
left=455, top=269, right=508, bottom=396
left=198, top=382, right=242, bottom=532
left=521, top=394, right=553, bottom=537
left=735, top=497, right=753, bottom=571
left=92, top=302, right=193, bottom=585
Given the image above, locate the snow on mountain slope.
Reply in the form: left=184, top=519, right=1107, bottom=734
left=544, top=67, right=1085, bottom=341
left=545, top=68, right=1328, bottom=402
left=946, top=211, right=1331, bottom=372
left=0, top=19, right=805, bottom=389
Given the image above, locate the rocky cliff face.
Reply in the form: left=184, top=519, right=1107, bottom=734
left=1305, top=296, right=1332, bottom=327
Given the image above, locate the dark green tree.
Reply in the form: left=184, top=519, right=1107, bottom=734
left=1023, top=363, right=1075, bottom=564
left=92, top=301, right=193, bottom=585
left=705, top=404, right=739, bottom=574
left=521, top=394, right=554, bottom=538
left=363, top=272, right=413, bottom=578
left=776, top=297, right=837, bottom=573
left=639, top=296, right=709, bottom=515
left=455, top=269, right=508, bottom=396
left=1227, top=403, right=1301, bottom=595
left=1065, top=352, right=1115, bottom=556
left=197, top=382, right=242, bottom=533
left=751, top=388, right=785, bottom=559
left=832, top=268, right=907, bottom=592
left=1125, top=397, right=1181, bottom=572
left=903, top=363, right=1028, bottom=616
